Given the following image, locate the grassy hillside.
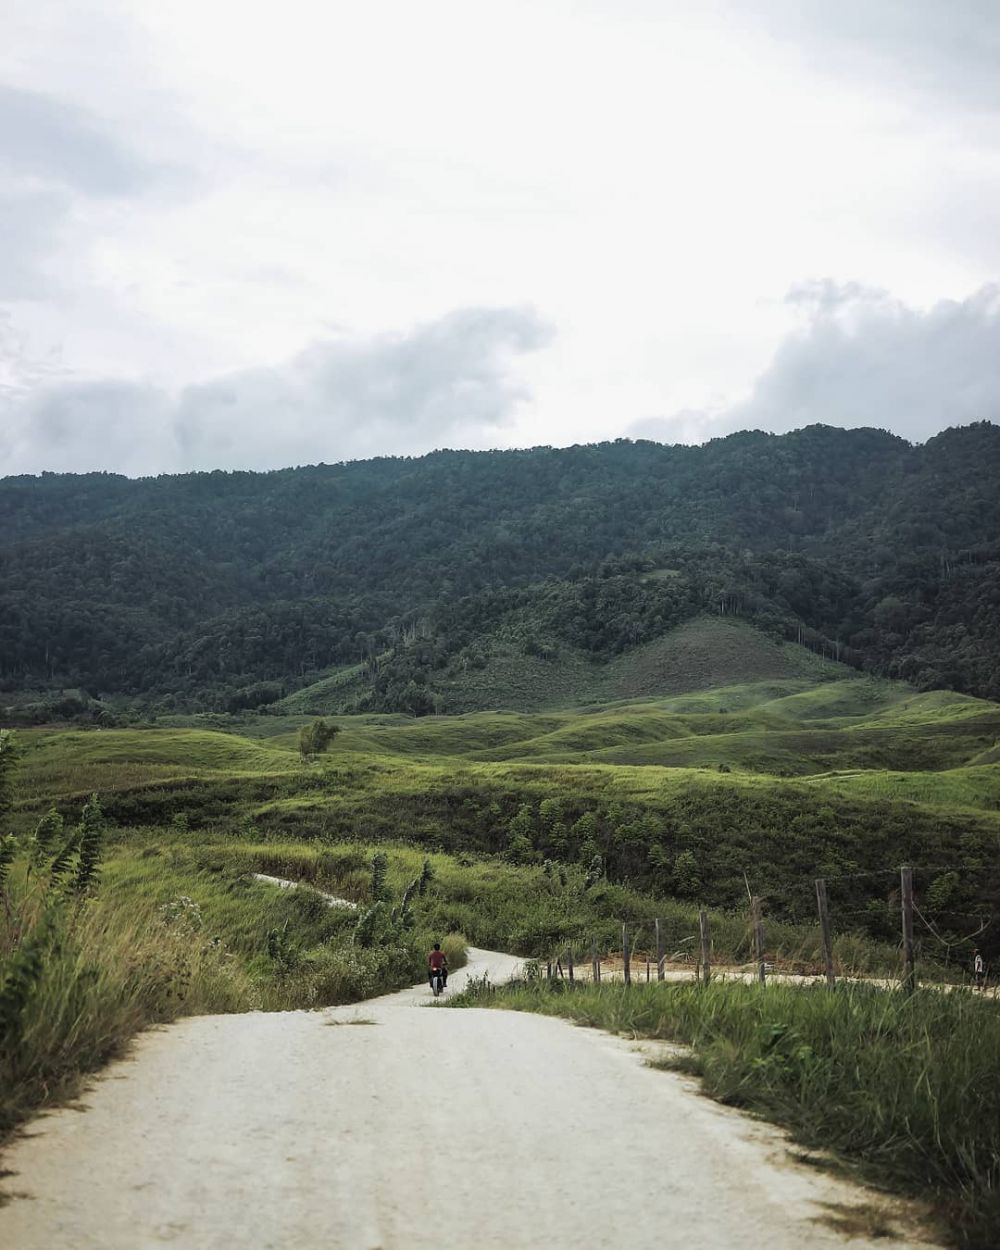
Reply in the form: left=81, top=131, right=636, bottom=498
left=279, top=615, right=845, bottom=715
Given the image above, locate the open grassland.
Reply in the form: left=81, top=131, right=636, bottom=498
left=9, top=668, right=1000, bottom=954
left=19, top=727, right=301, bottom=799
left=451, top=977, right=1000, bottom=1250
left=168, top=674, right=1000, bottom=780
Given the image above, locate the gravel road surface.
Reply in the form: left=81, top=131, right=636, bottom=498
left=0, top=948, right=936, bottom=1249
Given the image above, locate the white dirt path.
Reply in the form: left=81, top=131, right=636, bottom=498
left=1, top=948, right=938, bottom=1250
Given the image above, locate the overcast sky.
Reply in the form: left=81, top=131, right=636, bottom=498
left=3, top=0, right=1000, bottom=476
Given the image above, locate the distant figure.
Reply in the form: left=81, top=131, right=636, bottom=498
left=428, top=942, right=448, bottom=989
left=973, top=948, right=986, bottom=992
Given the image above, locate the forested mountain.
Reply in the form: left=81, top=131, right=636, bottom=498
left=2, top=422, right=999, bottom=715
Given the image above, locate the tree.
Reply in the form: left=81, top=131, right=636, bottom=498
left=583, top=854, right=604, bottom=889
left=298, top=718, right=340, bottom=758
left=673, top=850, right=701, bottom=897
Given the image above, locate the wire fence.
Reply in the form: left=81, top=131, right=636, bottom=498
left=492, top=862, right=998, bottom=996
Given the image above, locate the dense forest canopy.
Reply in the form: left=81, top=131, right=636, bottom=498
left=2, top=422, right=999, bottom=714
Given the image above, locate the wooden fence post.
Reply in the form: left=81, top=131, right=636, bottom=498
left=622, top=922, right=631, bottom=986
left=591, top=939, right=600, bottom=984
left=751, top=896, right=766, bottom=986
left=655, top=918, right=665, bottom=981
left=567, top=947, right=574, bottom=984
left=901, top=866, right=916, bottom=993
left=815, top=878, right=835, bottom=988
left=699, top=908, right=711, bottom=985
left=546, top=960, right=552, bottom=982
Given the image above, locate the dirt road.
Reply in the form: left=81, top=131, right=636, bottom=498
left=1, top=948, right=936, bottom=1249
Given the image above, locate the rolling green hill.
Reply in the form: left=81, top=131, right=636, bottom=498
left=13, top=656, right=999, bottom=955
left=277, top=616, right=845, bottom=715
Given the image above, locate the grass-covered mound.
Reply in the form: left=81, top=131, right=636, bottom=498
left=278, top=615, right=846, bottom=715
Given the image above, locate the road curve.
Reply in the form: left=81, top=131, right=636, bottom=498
left=1, top=948, right=936, bottom=1250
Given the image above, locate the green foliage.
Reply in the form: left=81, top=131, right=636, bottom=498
left=927, top=872, right=960, bottom=913
left=48, top=832, right=79, bottom=884
left=353, top=849, right=427, bottom=948
left=369, top=851, right=389, bottom=903
left=672, top=849, right=701, bottom=897
left=352, top=901, right=386, bottom=949
left=265, top=923, right=299, bottom=972
left=0, top=729, right=16, bottom=848
left=4, top=424, right=1000, bottom=711
left=33, top=808, right=64, bottom=860
left=583, top=854, right=604, bottom=889
left=0, top=918, right=50, bottom=1052
left=298, top=717, right=339, bottom=757
left=0, top=835, right=16, bottom=891
left=74, top=793, right=105, bottom=893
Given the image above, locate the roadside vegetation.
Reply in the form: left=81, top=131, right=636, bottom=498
left=451, top=976, right=1000, bottom=1250
left=0, top=730, right=466, bottom=1138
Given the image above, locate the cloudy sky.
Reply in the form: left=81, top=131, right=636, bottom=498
left=2, top=0, right=1000, bottom=476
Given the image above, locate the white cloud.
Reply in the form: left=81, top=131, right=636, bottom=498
left=2, top=2, right=1000, bottom=468
left=745, top=1, right=1000, bottom=115
left=630, top=283, right=1000, bottom=445
left=0, top=85, right=153, bottom=195
left=0, top=190, right=70, bottom=298
left=0, top=306, right=552, bottom=476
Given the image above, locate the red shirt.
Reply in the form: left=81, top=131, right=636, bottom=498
left=429, top=950, right=446, bottom=970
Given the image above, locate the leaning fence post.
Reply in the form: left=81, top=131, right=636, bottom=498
left=815, top=878, right=835, bottom=988
left=655, top=917, right=665, bottom=981
left=901, top=866, right=916, bottom=993
left=567, top=946, right=574, bottom=984
left=699, top=908, right=711, bottom=985
left=622, top=922, right=631, bottom=986
left=751, top=896, right=766, bottom=985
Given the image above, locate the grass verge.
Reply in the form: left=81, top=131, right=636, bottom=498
left=450, top=977, right=1000, bottom=1249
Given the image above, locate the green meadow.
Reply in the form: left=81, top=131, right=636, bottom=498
left=11, top=665, right=998, bottom=941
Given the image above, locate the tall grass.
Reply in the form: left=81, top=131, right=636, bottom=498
left=0, top=829, right=467, bottom=1138
left=452, top=977, right=1000, bottom=1248
left=0, top=864, right=254, bottom=1134
left=2, top=780, right=488, bottom=1133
